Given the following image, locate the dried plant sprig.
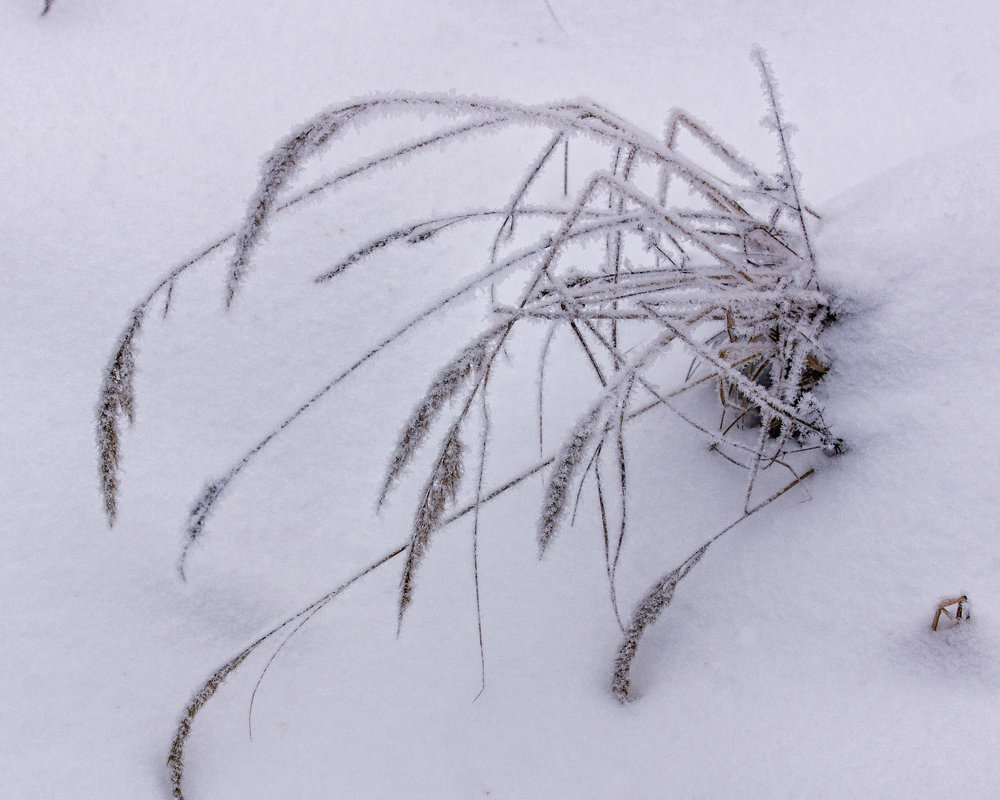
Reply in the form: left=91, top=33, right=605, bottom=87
left=752, top=46, right=816, bottom=285
left=540, top=408, right=598, bottom=552
left=609, top=377, right=633, bottom=594
left=317, top=207, right=572, bottom=282
left=398, top=429, right=465, bottom=626
left=178, top=480, right=227, bottom=579
left=395, top=324, right=512, bottom=626
left=536, top=322, right=559, bottom=458
left=539, top=395, right=616, bottom=554
left=378, top=321, right=511, bottom=508
left=471, top=365, right=492, bottom=700
left=611, top=467, right=814, bottom=702
left=315, top=204, right=627, bottom=283
left=168, top=542, right=408, bottom=800
left=226, top=107, right=364, bottom=306
left=492, top=132, right=566, bottom=256
left=96, top=307, right=144, bottom=525
left=610, top=544, right=708, bottom=704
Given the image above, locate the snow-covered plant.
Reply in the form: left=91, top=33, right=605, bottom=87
left=96, top=50, right=841, bottom=798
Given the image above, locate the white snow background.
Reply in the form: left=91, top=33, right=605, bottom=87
left=3, top=2, right=1000, bottom=798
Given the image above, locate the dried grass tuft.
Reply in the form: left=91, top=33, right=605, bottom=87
left=95, top=50, right=845, bottom=788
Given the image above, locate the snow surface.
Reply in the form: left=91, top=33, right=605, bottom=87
left=4, top=2, right=1000, bottom=798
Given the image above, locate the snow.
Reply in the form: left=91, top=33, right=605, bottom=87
left=4, top=2, right=1000, bottom=798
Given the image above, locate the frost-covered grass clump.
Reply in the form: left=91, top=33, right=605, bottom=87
left=96, top=50, right=841, bottom=798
